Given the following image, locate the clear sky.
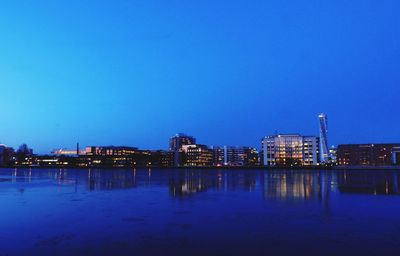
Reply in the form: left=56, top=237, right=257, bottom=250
left=1, top=0, right=399, bottom=153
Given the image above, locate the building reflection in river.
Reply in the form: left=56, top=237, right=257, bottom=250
left=260, top=171, right=337, bottom=204
left=4, top=168, right=400, bottom=199
left=337, top=170, right=400, bottom=195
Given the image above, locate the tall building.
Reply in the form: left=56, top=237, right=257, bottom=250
left=169, top=133, right=197, bottom=167
left=261, top=134, right=320, bottom=167
left=337, top=143, right=400, bottom=166
left=211, top=146, right=225, bottom=166
left=169, top=133, right=196, bottom=151
left=319, top=113, right=329, bottom=163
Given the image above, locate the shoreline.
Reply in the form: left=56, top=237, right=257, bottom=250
left=1, top=166, right=400, bottom=171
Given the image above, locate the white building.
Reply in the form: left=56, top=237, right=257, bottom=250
left=261, top=134, right=320, bottom=166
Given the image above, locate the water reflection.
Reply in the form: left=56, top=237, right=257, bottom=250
left=2, top=168, right=400, bottom=199
left=337, top=170, right=400, bottom=195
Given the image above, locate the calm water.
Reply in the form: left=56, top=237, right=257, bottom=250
left=1, top=168, right=400, bottom=256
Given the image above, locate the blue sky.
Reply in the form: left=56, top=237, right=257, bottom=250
left=0, top=0, right=399, bottom=153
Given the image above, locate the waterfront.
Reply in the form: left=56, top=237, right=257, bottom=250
left=1, top=168, right=400, bottom=256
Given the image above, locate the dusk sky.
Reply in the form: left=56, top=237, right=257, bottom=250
left=1, top=0, right=399, bottom=153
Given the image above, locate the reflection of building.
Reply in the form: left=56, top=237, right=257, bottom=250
left=337, top=144, right=400, bottom=166
left=261, top=134, right=320, bottom=166
left=182, top=144, right=213, bottom=167
left=337, top=171, right=400, bottom=195
left=169, top=172, right=209, bottom=197
left=260, top=171, right=332, bottom=203
left=319, top=113, right=329, bottom=163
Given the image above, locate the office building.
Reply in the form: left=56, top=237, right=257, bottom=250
left=84, top=146, right=151, bottom=167
left=261, top=134, right=320, bottom=167
left=211, top=146, right=225, bottom=166
left=337, top=143, right=400, bottom=166
left=211, top=146, right=259, bottom=167
left=181, top=144, right=213, bottom=167
left=169, top=133, right=196, bottom=167
left=169, top=133, right=196, bottom=151
left=52, top=149, right=86, bottom=155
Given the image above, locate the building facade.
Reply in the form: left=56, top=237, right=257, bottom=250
left=319, top=113, right=329, bottom=163
left=169, top=133, right=197, bottom=167
left=181, top=144, right=213, bottom=167
left=261, top=134, right=320, bottom=167
left=169, top=133, right=196, bottom=151
left=337, top=144, right=400, bottom=166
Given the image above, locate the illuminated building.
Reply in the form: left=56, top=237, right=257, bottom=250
left=181, top=144, right=213, bottom=167
left=84, top=146, right=151, bottom=167
left=337, top=143, right=400, bottom=166
left=393, top=147, right=400, bottom=165
left=211, top=146, right=225, bottom=166
left=318, top=113, right=329, bottom=163
left=169, top=133, right=196, bottom=167
left=224, top=146, right=259, bottom=166
left=329, top=146, right=338, bottom=165
left=169, top=133, right=196, bottom=151
left=150, top=150, right=175, bottom=167
left=52, top=149, right=86, bottom=155
left=261, top=134, right=320, bottom=166
left=211, top=146, right=259, bottom=166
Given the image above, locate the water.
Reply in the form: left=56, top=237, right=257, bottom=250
left=1, top=168, right=400, bottom=256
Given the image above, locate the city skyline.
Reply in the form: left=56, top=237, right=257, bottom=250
left=1, top=1, right=400, bottom=153
left=1, top=112, right=399, bottom=168
left=1, top=112, right=400, bottom=154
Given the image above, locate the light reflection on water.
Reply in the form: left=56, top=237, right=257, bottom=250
left=1, top=168, right=400, bottom=256
left=3, top=168, right=400, bottom=198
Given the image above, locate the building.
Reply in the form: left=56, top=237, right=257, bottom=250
left=0, top=145, right=15, bottom=167
left=337, top=143, right=400, bottom=166
left=211, top=146, right=225, bottom=166
left=319, top=113, right=329, bottom=163
left=211, top=146, right=259, bottom=167
left=169, top=133, right=196, bottom=151
left=261, top=134, right=320, bottom=167
left=181, top=144, right=213, bottom=167
left=169, top=133, right=196, bottom=167
left=329, top=146, right=338, bottom=165
left=52, top=149, right=86, bottom=155
left=393, top=147, right=400, bottom=165
left=150, top=150, right=175, bottom=167
left=84, top=146, right=151, bottom=167
left=224, top=146, right=259, bottom=166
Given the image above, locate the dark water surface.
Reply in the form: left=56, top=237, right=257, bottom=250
left=1, top=168, right=400, bottom=256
